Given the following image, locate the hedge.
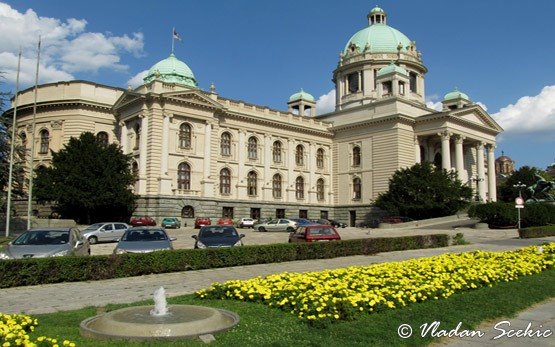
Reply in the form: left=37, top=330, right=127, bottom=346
left=468, top=202, right=555, bottom=228
left=0, top=234, right=449, bottom=288
left=518, top=225, right=555, bottom=238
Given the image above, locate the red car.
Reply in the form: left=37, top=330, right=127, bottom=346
left=194, top=217, right=212, bottom=229
left=217, top=218, right=234, bottom=226
left=130, top=216, right=156, bottom=227
left=288, top=225, right=341, bottom=243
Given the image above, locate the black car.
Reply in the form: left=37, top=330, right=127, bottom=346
left=192, top=225, right=245, bottom=249
left=328, top=219, right=347, bottom=228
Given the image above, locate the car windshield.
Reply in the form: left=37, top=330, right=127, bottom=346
left=13, top=230, right=70, bottom=245
left=83, top=223, right=104, bottom=231
left=200, top=227, right=238, bottom=238
left=310, top=227, right=335, bottom=235
left=123, top=229, right=167, bottom=241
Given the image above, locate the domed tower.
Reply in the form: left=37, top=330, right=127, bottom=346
left=287, top=89, right=316, bottom=117
left=495, top=151, right=515, bottom=177
left=442, top=87, right=471, bottom=111
left=334, top=6, right=427, bottom=110
left=143, top=53, right=198, bottom=88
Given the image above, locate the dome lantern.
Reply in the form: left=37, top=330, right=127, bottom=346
left=367, top=6, right=387, bottom=25
left=288, top=89, right=316, bottom=117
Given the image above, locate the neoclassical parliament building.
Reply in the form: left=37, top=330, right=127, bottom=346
left=6, top=7, right=502, bottom=225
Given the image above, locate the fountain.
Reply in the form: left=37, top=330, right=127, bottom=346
left=80, top=286, right=240, bottom=341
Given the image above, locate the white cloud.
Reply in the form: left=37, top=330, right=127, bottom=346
left=425, top=94, right=442, bottom=111
left=127, top=70, right=148, bottom=89
left=316, top=89, right=335, bottom=114
left=492, top=85, right=555, bottom=139
left=0, top=2, right=144, bottom=87
left=476, top=101, right=488, bottom=111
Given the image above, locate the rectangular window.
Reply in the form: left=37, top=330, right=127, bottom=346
left=347, top=72, right=359, bottom=93
left=276, top=209, right=285, bottom=219
left=222, top=207, right=234, bottom=218
left=250, top=208, right=260, bottom=220
left=299, top=210, right=308, bottom=218
left=409, top=72, right=417, bottom=93
left=320, top=211, right=328, bottom=220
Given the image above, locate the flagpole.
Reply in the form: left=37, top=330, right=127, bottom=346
left=5, top=48, right=22, bottom=237
left=171, top=27, right=175, bottom=54
left=27, top=36, right=41, bottom=230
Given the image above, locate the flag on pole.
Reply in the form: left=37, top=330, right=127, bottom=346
left=173, top=28, right=182, bottom=41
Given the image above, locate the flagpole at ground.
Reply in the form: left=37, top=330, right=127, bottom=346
left=27, top=36, right=41, bottom=230
left=5, top=48, right=22, bottom=237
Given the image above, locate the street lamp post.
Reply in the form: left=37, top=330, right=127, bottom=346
left=471, top=176, right=484, bottom=202
left=513, top=181, right=526, bottom=230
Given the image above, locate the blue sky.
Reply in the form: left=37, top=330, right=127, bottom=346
left=1, top=0, right=555, bottom=170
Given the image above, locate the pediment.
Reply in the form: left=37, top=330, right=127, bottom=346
left=450, top=105, right=503, bottom=132
left=163, top=90, right=225, bottom=110
left=113, top=91, right=143, bottom=110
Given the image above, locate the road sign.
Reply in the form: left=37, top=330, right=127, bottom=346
left=515, top=197, right=524, bottom=205
left=515, top=205, right=524, bottom=209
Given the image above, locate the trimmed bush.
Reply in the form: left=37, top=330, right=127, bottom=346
left=0, top=234, right=449, bottom=288
left=518, top=225, right=555, bottom=238
left=469, top=201, right=555, bottom=228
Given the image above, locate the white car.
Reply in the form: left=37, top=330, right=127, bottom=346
left=82, top=222, right=130, bottom=244
left=238, top=218, right=255, bottom=228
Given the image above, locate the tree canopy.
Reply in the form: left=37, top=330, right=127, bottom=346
left=374, top=162, right=472, bottom=220
left=34, top=132, right=137, bottom=223
left=497, top=166, right=552, bottom=202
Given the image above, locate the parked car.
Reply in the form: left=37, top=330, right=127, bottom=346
left=194, top=217, right=212, bottom=229
left=237, top=218, right=255, bottom=228
left=81, top=222, right=130, bottom=244
left=113, top=227, right=175, bottom=254
left=256, top=219, right=298, bottom=232
left=192, top=225, right=244, bottom=249
left=328, top=219, right=347, bottom=228
left=161, top=217, right=181, bottom=229
left=0, top=227, right=89, bottom=259
left=288, top=225, right=341, bottom=243
left=130, top=216, right=156, bottom=227
left=290, top=218, right=316, bottom=227
left=217, top=217, right=234, bottom=226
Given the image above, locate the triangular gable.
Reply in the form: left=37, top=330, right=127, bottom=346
left=113, top=91, right=143, bottom=110
left=450, top=105, right=503, bottom=132
left=163, top=90, right=225, bottom=110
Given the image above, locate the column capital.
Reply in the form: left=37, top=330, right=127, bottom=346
left=454, top=135, right=466, bottom=144
left=486, top=143, right=496, bottom=150
left=138, top=114, right=146, bottom=119
left=118, top=121, right=126, bottom=127
left=475, top=141, right=485, bottom=150
left=438, top=130, right=452, bottom=140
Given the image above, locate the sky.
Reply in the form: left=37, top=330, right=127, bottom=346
left=1, top=0, right=554, bottom=170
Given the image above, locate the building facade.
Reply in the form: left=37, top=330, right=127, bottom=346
left=6, top=7, right=502, bottom=225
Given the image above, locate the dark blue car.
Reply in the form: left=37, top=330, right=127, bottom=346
left=192, top=226, right=245, bottom=249
left=291, top=218, right=316, bottom=227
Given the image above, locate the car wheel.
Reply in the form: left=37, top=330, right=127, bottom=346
left=258, top=227, right=266, bottom=232
left=286, top=227, right=294, bottom=233
left=88, top=236, right=98, bottom=245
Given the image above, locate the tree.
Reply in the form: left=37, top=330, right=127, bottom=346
left=34, top=132, right=137, bottom=223
left=374, top=162, right=472, bottom=220
left=497, top=166, right=550, bottom=202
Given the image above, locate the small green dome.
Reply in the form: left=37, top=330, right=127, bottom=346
left=370, top=6, right=385, bottom=14
left=443, top=88, right=470, bottom=101
left=376, top=62, right=408, bottom=77
left=344, top=23, right=412, bottom=54
left=143, top=53, right=198, bottom=88
left=289, top=89, right=315, bottom=102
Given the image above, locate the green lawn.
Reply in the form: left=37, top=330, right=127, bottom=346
left=27, top=269, right=555, bottom=347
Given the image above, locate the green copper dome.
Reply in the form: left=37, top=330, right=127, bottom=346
left=370, top=6, right=385, bottom=14
left=345, top=24, right=412, bottom=54
left=289, top=89, right=315, bottom=102
left=443, top=88, right=470, bottom=101
left=377, top=62, right=408, bottom=77
left=143, top=53, right=198, bottom=88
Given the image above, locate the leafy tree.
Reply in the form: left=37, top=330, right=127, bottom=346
left=497, top=166, right=549, bottom=202
left=34, top=132, right=137, bottom=223
left=375, top=162, right=472, bottom=220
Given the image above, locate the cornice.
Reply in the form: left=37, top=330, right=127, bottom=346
left=4, top=99, right=114, bottom=117
left=331, top=113, right=416, bottom=132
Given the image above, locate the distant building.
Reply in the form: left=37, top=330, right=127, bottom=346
left=5, top=6, right=503, bottom=224
left=547, top=160, right=555, bottom=177
left=495, top=151, right=515, bottom=180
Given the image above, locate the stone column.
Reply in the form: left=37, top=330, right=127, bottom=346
left=440, top=131, right=451, bottom=170
left=157, top=114, right=173, bottom=195
left=119, top=121, right=128, bottom=154
left=476, top=142, right=486, bottom=202
left=335, top=76, right=342, bottom=110
left=138, top=115, right=147, bottom=195
left=287, top=139, right=295, bottom=202
left=237, top=130, right=246, bottom=199
left=414, top=136, right=421, bottom=163
left=202, top=121, right=214, bottom=197
left=487, top=144, right=497, bottom=202
left=308, top=142, right=316, bottom=203
left=357, top=71, right=362, bottom=93
left=263, top=134, right=271, bottom=200
left=455, top=135, right=465, bottom=181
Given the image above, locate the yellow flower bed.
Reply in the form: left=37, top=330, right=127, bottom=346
left=0, top=313, right=75, bottom=347
left=197, top=244, right=555, bottom=321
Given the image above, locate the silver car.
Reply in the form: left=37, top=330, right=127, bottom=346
left=0, top=227, right=90, bottom=260
left=82, top=222, right=130, bottom=244
left=255, top=219, right=298, bottom=232
left=114, top=227, right=175, bottom=254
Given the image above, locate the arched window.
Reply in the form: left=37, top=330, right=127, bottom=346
left=39, top=129, right=49, bottom=154
left=295, top=145, right=304, bottom=166
left=316, top=148, right=324, bottom=169
left=434, top=153, right=442, bottom=170
left=316, top=178, right=325, bottom=200
left=177, top=163, right=191, bottom=190
left=97, top=131, right=109, bottom=146
left=181, top=205, right=194, bottom=218
left=272, top=173, right=282, bottom=198
left=132, top=161, right=139, bottom=178
left=248, top=136, right=257, bottom=159
left=353, top=146, right=361, bottom=166
left=353, top=177, right=361, bottom=200
left=19, top=132, right=27, bottom=146
left=272, top=141, right=282, bottom=163
left=134, top=124, right=141, bottom=150
left=220, top=132, right=231, bottom=156
left=296, top=176, right=304, bottom=199
left=179, top=123, right=192, bottom=149
left=220, top=168, right=231, bottom=194
left=247, top=171, right=257, bottom=196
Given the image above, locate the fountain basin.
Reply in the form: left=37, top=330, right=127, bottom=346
left=80, top=305, right=240, bottom=341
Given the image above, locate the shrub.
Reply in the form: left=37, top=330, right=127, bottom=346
left=521, top=203, right=555, bottom=227
left=467, top=202, right=516, bottom=227
left=0, top=234, right=449, bottom=288
left=518, top=225, right=555, bottom=238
